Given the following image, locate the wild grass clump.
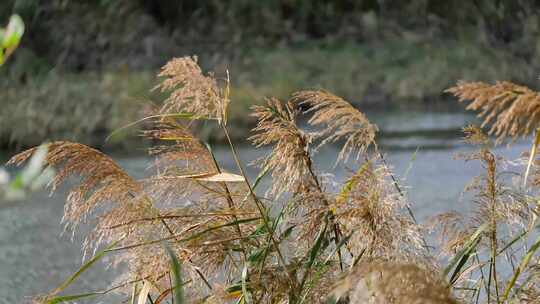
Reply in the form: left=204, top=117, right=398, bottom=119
left=9, top=56, right=540, bottom=303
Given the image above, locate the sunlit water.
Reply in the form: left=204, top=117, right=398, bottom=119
left=0, top=111, right=533, bottom=303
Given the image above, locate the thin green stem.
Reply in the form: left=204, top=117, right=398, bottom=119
left=221, top=123, right=298, bottom=292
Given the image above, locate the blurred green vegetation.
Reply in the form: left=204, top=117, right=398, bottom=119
left=2, top=0, right=540, bottom=148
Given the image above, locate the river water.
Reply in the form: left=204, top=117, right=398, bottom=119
left=0, top=110, right=533, bottom=303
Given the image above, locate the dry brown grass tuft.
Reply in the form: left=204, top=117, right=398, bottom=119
left=332, top=259, right=458, bottom=304
left=249, top=97, right=314, bottom=197
left=154, top=56, right=230, bottom=123
left=431, top=126, right=535, bottom=302
left=143, top=118, right=216, bottom=176
left=447, top=81, right=540, bottom=142
left=335, top=160, right=426, bottom=261
left=291, top=90, right=378, bottom=163
left=7, top=141, right=147, bottom=250
left=18, top=56, right=540, bottom=304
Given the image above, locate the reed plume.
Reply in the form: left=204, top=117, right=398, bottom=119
left=335, top=160, right=426, bottom=261
left=332, top=259, right=458, bottom=304
left=446, top=81, right=540, bottom=142
left=7, top=142, right=172, bottom=298
left=154, top=56, right=230, bottom=124
left=7, top=141, right=147, bottom=247
left=249, top=97, right=315, bottom=197
left=143, top=118, right=216, bottom=177
left=432, top=126, right=533, bottom=302
left=21, top=55, right=540, bottom=304
left=291, top=90, right=378, bottom=163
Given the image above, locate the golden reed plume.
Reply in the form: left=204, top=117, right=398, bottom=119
left=332, top=259, right=458, bottom=304
left=447, top=81, right=540, bottom=142
left=292, top=90, right=378, bottom=163
left=154, top=56, right=230, bottom=124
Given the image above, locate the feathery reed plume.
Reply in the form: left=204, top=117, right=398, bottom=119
left=335, top=159, right=426, bottom=261
left=447, top=81, right=540, bottom=142
left=332, top=259, right=458, bottom=304
left=6, top=142, right=177, bottom=298
left=291, top=90, right=378, bottom=163
left=7, top=141, right=147, bottom=246
left=249, top=97, right=314, bottom=197
left=143, top=118, right=216, bottom=176
left=433, top=126, right=533, bottom=302
left=249, top=97, right=338, bottom=244
left=154, top=56, right=230, bottom=124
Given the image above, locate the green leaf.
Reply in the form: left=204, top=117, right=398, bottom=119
left=46, top=292, right=102, bottom=304
left=335, top=161, right=370, bottom=205
left=4, top=144, right=52, bottom=200
left=280, top=225, right=295, bottom=240
left=50, top=239, right=121, bottom=296
left=2, top=15, right=24, bottom=49
left=300, top=219, right=329, bottom=290
left=324, top=233, right=353, bottom=265
left=106, top=112, right=214, bottom=142
left=181, top=217, right=261, bottom=243
left=247, top=247, right=265, bottom=263
left=443, top=223, right=487, bottom=284
left=19, top=144, right=48, bottom=186
left=107, top=217, right=261, bottom=253
left=502, top=234, right=540, bottom=301
left=165, top=246, right=185, bottom=304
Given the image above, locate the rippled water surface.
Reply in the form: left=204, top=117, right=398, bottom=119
left=0, top=111, right=532, bottom=303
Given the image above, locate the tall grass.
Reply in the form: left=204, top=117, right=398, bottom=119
left=8, top=56, right=540, bottom=303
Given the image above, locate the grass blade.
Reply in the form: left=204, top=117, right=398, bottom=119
left=241, top=264, right=252, bottom=304
left=184, top=172, right=245, bottom=182
left=45, top=292, right=102, bottom=304
left=106, top=112, right=214, bottom=141
left=324, top=233, right=353, bottom=264
left=106, top=217, right=261, bottom=253
left=524, top=129, right=540, bottom=187
left=50, top=239, right=121, bottom=296
left=165, top=246, right=185, bottom=304
left=443, top=223, right=487, bottom=283
left=137, top=280, right=151, bottom=304
left=501, top=234, right=540, bottom=301
left=300, top=219, right=329, bottom=290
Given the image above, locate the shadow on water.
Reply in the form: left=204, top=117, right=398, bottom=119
left=0, top=110, right=532, bottom=302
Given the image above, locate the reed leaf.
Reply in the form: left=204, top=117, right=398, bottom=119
left=165, top=246, right=185, bottom=304
left=524, top=129, right=540, bottom=187
left=241, top=264, right=252, bottom=304
left=501, top=234, right=540, bottom=301
left=106, top=112, right=213, bottom=141
left=137, top=280, right=152, bottom=304
left=45, top=292, right=103, bottom=304
left=300, top=219, right=329, bottom=291
left=443, top=223, right=487, bottom=283
left=49, top=240, right=121, bottom=297
left=179, top=172, right=245, bottom=182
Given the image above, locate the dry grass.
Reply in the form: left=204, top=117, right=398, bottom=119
left=447, top=81, right=540, bottom=142
left=8, top=57, right=540, bottom=304
left=332, top=259, right=457, bottom=304
left=155, top=56, right=230, bottom=124
left=291, top=90, right=378, bottom=163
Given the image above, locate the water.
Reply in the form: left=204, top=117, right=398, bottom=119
left=0, top=110, right=532, bottom=303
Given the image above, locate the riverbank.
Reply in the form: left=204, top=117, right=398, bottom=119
left=1, top=38, right=535, bottom=150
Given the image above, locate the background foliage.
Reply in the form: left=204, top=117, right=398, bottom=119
left=2, top=0, right=540, bottom=148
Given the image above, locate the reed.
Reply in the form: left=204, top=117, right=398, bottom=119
left=9, top=57, right=540, bottom=304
